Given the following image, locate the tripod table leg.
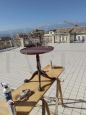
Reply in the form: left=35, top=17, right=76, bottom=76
left=24, top=71, right=38, bottom=82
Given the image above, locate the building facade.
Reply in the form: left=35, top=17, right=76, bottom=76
left=0, top=37, right=14, bottom=49
left=44, top=27, right=86, bottom=44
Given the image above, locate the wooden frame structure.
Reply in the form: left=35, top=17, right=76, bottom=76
left=0, top=65, right=64, bottom=115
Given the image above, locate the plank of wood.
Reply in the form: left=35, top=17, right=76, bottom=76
left=0, top=100, right=9, bottom=115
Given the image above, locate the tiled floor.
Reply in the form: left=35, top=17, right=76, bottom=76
left=0, top=43, right=86, bottom=115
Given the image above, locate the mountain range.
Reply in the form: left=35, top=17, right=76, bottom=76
left=0, top=22, right=86, bottom=37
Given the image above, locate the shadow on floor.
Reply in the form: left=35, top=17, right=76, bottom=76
left=62, top=98, right=86, bottom=110
left=45, top=97, right=86, bottom=110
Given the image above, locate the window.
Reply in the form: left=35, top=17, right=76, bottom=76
left=82, top=36, right=85, bottom=42
left=78, top=36, right=80, bottom=41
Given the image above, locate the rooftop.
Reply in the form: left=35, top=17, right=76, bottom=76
left=0, top=43, right=86, bottom=115
left=56, top=27, right=86, bottom=34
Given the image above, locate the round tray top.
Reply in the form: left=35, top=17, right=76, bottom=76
left=20, top=46, right=54, bottom=55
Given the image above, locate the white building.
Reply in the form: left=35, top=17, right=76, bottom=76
left=44, top=29, right=71, bottom=44
left=43, top=30, right=55, bottom=44
left=44, top=27, right=86, bottom=44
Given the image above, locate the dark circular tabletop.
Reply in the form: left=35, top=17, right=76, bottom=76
left=20, top=46, right=54, bottom=55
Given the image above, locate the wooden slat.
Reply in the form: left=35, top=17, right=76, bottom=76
left=0, top=100, right=9, bottom=115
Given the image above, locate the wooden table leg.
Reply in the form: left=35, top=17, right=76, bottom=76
left=42, top=98, right=51, bottom=115
left=56, top=78, right=63, bottom=105
left=42, top=98, right=45, bottom=115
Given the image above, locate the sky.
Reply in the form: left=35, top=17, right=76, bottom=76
left=0, top=0, right=86, bottom=31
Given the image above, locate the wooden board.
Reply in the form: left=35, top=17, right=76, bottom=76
left=0, top=65, right=64, bottom=115
left=0, top=100, right=9, bottom=115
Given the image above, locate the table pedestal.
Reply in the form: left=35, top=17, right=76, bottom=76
left=24, top=54, right=55, bottom=91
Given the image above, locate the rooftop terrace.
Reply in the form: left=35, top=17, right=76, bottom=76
left=0, top=43, right=86, bottom=115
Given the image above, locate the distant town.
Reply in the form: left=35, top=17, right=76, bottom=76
left=0, top=26, right=86, bottom=49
